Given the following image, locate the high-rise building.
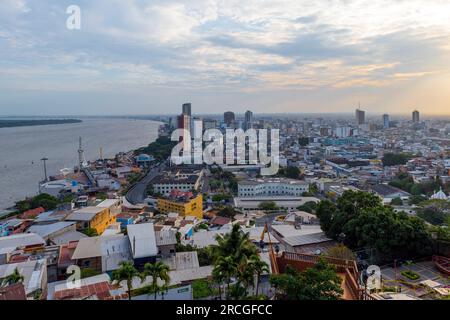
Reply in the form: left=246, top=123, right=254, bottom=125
left=244, top=110, right=253, bottom=130
left=182, top=103, right=191, bottom=116
left=224, top=111, right=235, bottom=126
left=177, top=114, right=191, bottom=153
left=412, top=110, right=420, bottom=123
left=355, top=108, right=365, bottom=125
left=383, top=114, right=390, bottom=129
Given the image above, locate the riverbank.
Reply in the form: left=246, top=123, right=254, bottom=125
left=0, top=118, right=161, bottom=210
left=0, top=119, right=82, bottom=128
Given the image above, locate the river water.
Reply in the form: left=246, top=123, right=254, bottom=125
left=0, top=118, right=160, bottom=209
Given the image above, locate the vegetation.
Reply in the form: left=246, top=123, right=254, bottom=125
left=135, top=136, right=177, bottom=161
left=212, top=194, right=232, bottom=203
left=382, top=153, right=413, bottom=166
left=278, top=166, right=301, bottom=179
left=210, top=168, right=238, bottom=193
left=80, top=268, right=101, bottom=279
left=142, top=261, right=171, bottom=300
left=298, top=137, right=310, bottom=147
left=217, top=206, right=238, bottom=219
left=212, top=224, right=268, bottom=299
left=82, top=228, right=98, bottom=237
left=324, top=244, right=356, bottom=261
left=390, top=197, right=403, bottom=206
left=192, top=279, right=218, bottom=299
left=270, top=259, right=343, bottom=300
left=416, top=199, right=450, bottom=226
left=315, top=191, right=432, bottom=262
left=258, top=201, right=278, bottom=211
left=175, top=243, right=215, bottom=267
left=0, top=268, right=24, bottom=287
left=0, top=119, right=82, bottom=128
left=111, top=261, right=141, bottom=300
left=297, top=201, right=317, bottom=213
left=401, top=270, right=420, bottom=280
left=389, top=173, right=445, bottom=196
left=16, top=193, right=61, bottom=212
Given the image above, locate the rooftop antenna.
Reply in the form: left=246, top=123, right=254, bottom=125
left=78, top=137, right=84, bottom=172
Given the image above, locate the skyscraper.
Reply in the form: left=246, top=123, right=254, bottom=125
left=355, top=108, right=365, bottom=125
left=383, top=114, right=390, bottom=129
left=244, top=110, right=253, bottom=130
left=182, top=103, right=192, bottom=116
left=412, top=110, right=420, bottom=123
left=224, top=111, right=235, bottom=126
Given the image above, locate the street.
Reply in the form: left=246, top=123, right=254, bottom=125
left=125, top=161, right=166, bottom=205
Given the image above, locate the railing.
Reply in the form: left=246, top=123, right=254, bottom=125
left=280, top=251, right=365, bottom=300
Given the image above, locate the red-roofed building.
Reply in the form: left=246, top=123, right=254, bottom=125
left=53, top=281, right=128, bottom=300
left=0, top=283, right=27, bottom=301
left=210, top=216, right=231, bottom=227
left=20, top=207, right=45, bottom=219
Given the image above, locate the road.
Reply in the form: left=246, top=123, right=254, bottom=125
left=126, top=161, right=166, bottom=205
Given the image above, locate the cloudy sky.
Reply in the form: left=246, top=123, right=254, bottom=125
left=1, top=0, right=450, bottom=115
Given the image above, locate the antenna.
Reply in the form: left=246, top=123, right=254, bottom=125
left=78, top=137, right=84, bottom=172
left=40, top=157, right=49, bottom=182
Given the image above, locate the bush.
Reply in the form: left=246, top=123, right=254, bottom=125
left=401, top=270, right=420, bottom=280
left=192, top=279, right=217, bottom=299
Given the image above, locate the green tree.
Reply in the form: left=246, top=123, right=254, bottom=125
left=270, top=259, right=343, bottom=300
left=217, top=206, right=237, bottom=219
left=390, top=197, right=403, bottom=206
left=248, top=255, right=269, bottom=296
left=214, top=256, right=237, bottom=299
left=285, top=166, right=300, bottom=179
left=1, top=268, right=24, bottom=287
left=382, top=153, right=412, bottom=166
left=143, top=261, right=170, bottom=300
left=324, top=244, right=356, bottom=261
left=258, top=201, right=278, bottom=211
left=111, top=261, right=140, bottom=300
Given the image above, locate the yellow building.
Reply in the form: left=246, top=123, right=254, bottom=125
left=157, top=194, right=203, bottom=219
left=67, top=206, right=116, bottom=234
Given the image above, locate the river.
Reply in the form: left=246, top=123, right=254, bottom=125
left=0, top=118, right=161, bottom=209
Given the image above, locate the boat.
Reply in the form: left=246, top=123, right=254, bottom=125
left=433, top=255, right=450, bottom=275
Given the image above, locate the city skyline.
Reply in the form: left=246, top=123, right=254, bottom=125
left=1, top=1, right=450, bottom=115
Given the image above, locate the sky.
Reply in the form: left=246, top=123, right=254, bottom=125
left=1, top=0, right=450, bottom=116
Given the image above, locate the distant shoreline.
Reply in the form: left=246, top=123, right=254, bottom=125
left=0, top=119, right=82, bottom=128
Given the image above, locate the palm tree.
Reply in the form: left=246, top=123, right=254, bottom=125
left=111, top=261, right=140, bottom=300
left=143, top=261, right=170, bottom=300
left=248, top=255, right=269, bottom=296
left=1, top=268, right=24, bottom=287
left=212, top=267, right=225, bottom=300
left=214, top=256, right=237, bottom=300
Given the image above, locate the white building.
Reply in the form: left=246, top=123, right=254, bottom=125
left=238, top=178, right=309, bottom=197
left=152, top=170, right=203, bottom=196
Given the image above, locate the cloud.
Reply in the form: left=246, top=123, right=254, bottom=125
left=1, top=0, right=450, bottom=114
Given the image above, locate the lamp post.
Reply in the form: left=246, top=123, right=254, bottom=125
left=40, top=157, right=49, bottom=182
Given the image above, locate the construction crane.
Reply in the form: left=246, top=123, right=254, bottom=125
left=261, top=222, right=279, bottom=274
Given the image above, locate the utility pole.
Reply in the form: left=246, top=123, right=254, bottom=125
left=41, top=157, right=49, bottom=182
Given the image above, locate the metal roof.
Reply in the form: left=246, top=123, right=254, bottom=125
left=127, top=223, right=158, bottom=259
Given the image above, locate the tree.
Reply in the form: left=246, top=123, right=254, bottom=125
left=390, top=197, right=403, bottom=206
left=82, top=228, right=98, bottom=237
left=285, top=166, right=300, bottom=179
left=214, top=256, right=237, bottom=299
left=258, top=201, right=277, bottom=211
left=248, top=255, right=269, bottom=296
left=382, top=153, right=412, bottom=166
left=298, top=137, right=309, bottom=147
left=111, top=261, right=140, bottom=300
left=270, top=259, right=343, bottom=300
left=1, top=268, right=24, bottom=287
left=213, top=224, right=259, bottom=299
left=316, top=191, right=432, bottom=262
left=217, top=206, right=237, bottom=219
left=324, top=244, right=356, bottom=261
left=417, top=199, right=450, bottom=226
left=297, top=201, right=318, bottom=213
left=143, top=261, right=170, bottom=300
